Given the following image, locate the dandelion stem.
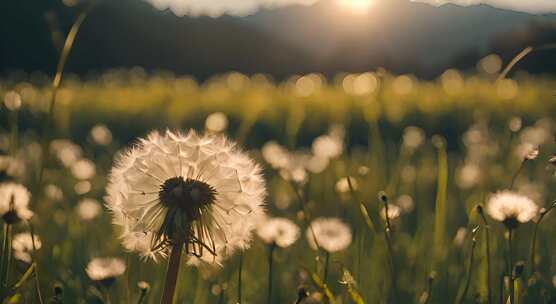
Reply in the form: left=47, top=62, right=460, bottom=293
left=237, top=252, right=243, bottom=304
left=267, top=244, right=275, bottom=304
left=509, top=159, right=526, bottom=190
left=529, top=201, right=556, bottom=278
left=323, top=251, right=330, bottom=286
left=137, top=288, right=148, bottom=304
left=29, top=223, right=44, bottom=304
left=455, top=228, right=478, bottom=304
left=0, top=223, right=12, bottom=291
left=507, top=228, right=514, bottom=304
left=477, top=206, right=492, bottom=304
left=160, top=234, right=185, bottom=304
left=288, top=181, right=321, bottom=251
left=380, top=193, right=398, bottom=304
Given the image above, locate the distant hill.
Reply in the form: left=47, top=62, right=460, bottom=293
left=2, top=0, right=556, bottom=78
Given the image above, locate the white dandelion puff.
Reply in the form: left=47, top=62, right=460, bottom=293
left=86, top=257, right=126, bottom=282
left=90, top=124, right=113, bottom=146
left=306, top=217, right=352, bottom=253
left=380, top=204, right=401, bottom=221
left=71, top=159, right=96, bottom=180
left=335, top=177, right=357, bottom=194
left=0, top=183, right=33, bottom=224
left=12, top=233, right=41, bottom=263
left=486, top=190, right=539, bottom=228
left=312, top=135, right=343, bottom=160
left=76, top=198, right=102, bottom=221
left=256, top=217, right=300, bottom=248
left=105, top=130, right=266, bottom=264
left=205, top=112, right=228, bottom=133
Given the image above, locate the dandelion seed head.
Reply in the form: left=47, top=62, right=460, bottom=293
left=3, top=91, right=22, bottom=110
left=380, top=204, right=401, bottom=220
left=12, top=233, right=41, bottom=263
left=403, top=126, right=425, bottom=150
left=486, top=190, right=538, bottom=227
left=0, top=183, right=33, bottom=224
left=44, top=184, right=63, bottom=201
left=71, top=159, right=96, bottom=180
left=86, top=257, right=126, bottom=282
left=335, top=177, right=357, bottom=194
left=205, top=112, right=229, bottom=133
left=74, top=181, right=92, bottom=195
left=90, top=124, right=113, bottom=146
left=76, top=198, right=102, bottom=220
left=396, top=194, right=414, bottom=213
left=256, top=217, right=300, bottom=248
left=306, top=217, right=352, bottom=253
left=106, top=130, right=266, bottom=264
left=50, top=139, right=83, bottom=168
left=261, top=141, right=289, bottom=169
left=312, top=135, right=343, bottom=160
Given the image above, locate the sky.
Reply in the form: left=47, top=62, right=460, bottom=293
left=412, top=0, right=556, bottom=13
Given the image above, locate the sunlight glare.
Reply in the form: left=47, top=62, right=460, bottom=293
left=336, top=0, right=374, bottom=13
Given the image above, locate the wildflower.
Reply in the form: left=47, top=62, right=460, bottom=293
left=105, top=130, right=266, bottom=263
left=256, top=217, right=300, bottom=248
left=12, top=233, right=41, bottom=263
left=86, top=257, right=126, bottom=285
left=306, top=217, right=352, bottom=253
left=486, top=190, right=538, bottom=228
left=0, top=183, right=33, bottom=224
left=205, top=112, right=228, bottom=133
left=76, top=198, right=102, bottom=220
left=90, top=124, right=113, bottom=146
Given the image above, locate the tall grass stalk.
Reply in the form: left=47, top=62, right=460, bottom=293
left=0, top=223, right=12, bottom=293
left=237, top=252, right=244, bottom=304
left=267, top=244, right=275, bottom=304
left=477, top=205, right=492, bottom=304
left=455, top=227, right=479, bottom=304
left=528, top=201, right=556, bottom=277
left=379, top=192, right=398, bottom=303
left=507, top=228, right=514, bottom=304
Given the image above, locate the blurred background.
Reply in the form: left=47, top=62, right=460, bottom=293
left=4, top=0, right=556, bottom=80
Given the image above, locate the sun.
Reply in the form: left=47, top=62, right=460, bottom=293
left=336, top=0, right=375, bottom=13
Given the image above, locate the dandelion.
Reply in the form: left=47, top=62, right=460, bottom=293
left=12, top=233, right=41, bottom=263
left=205, top=112, right=228, bottom=133
left=257, top=217, right=300, bottom=248
left=486, top=191, right=538, bottom=228
left=335, top=177, right=357, bottom=194
left=257, top=217, right=299, bottom=302
left=105, top=130, right=265, bottom=303
left=486, top=190, right=538, bottom=304
left=312, top=135, right=343, bottom=160
left=44, top=184, right=63, bottom=202
left=71, top=158, right=96, bottom=180
left=76, top=198, right=102, bottom=221
left=90, top=124, right=113, bottom=146
left=306, top=217, right=352, bottom=253
left=3, top=91, right=22, bottom=111
left=380, top=204, right=401, bottom=221
left=261, top=141, right=290, bottom=169
left=74, top=180, right=92, bottom=195
left=86, top=257, right=126, bottom=285
left=0, top=183, right=33, bottom=224
left=402, top=126, right=425, bottom=150
left=50, top=139, right=83, bottom=168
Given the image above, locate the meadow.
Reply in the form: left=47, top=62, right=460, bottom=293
left=0, top=67, right=556, bottom=304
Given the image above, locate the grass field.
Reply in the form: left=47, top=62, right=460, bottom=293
left=0, top=69, right=555, bottom=303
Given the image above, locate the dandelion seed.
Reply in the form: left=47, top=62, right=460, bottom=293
left=306, top=217, right=352, bottom=253
left=76, top=198, right=102, bottom=221
left=486, top=190, right=538, bottom=228
left=256, top=217, right=300, bottom=248
left=105, top=130, right=266, bottom=263
left=86, top=257, right=126, bottom=285
left=12, top=233, right=41, bottom=263
left=0, top=183, right=33, bottom=224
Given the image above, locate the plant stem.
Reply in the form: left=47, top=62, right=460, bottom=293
left=509, top=159, right=526, bottom=190
left=1, top=223, right=12, bottom=291
left=456, top=231, right=477, bottom=304
left=508, top=228, right=514, bottom=304
left=28, top=223, right=44, bottom=304
left=37, top=0, right=100, bottom=187
left=323, top=251, right=330, bottom=286
left=381, top=195, right=398, bottom=304
left=267, top=244, right=275, bottom=304
left=160, top=235, right=185, bottom=304
left=237, top=252, right=243, bottom=304
left=477, top=206, right=492, bottom=304
left=529, top=201, right=556, bottom=277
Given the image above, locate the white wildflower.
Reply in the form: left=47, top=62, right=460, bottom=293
left=256, top=217, right=299, bottom=248
left=86, top=257, right=126, bottom=282
left=486, top=190, right=538, bottom=228
left=12, top=233, right=41, bottom=263
left=0, top=183, right=33, bottom=224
